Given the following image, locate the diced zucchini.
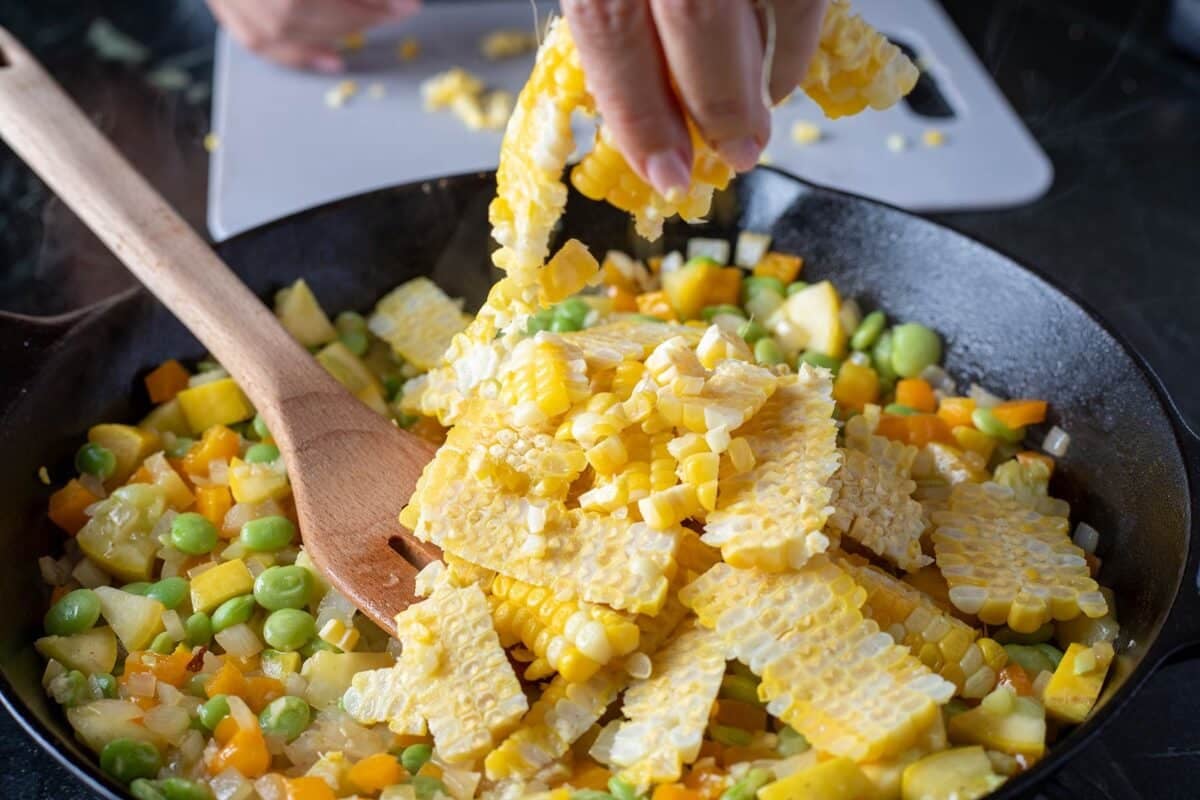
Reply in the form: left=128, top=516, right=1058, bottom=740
left=901, top=746, right=1005, bottom=800
left=759, top=756, right=876, bottom=800
left=35, top=627, right=118, bottom=675
left=76, top=484, right=167, bottom=582
left=779, top=280, right=845, bottom=358
left=67, top=699, right=163, bottom=753
left=300, top=651, right=394, bottom=709
left=94, top=586, right=165, bottom=652
left=275, top=278, right=337, bottom=347
left=139, top=398, right=191, bottom=437
left=190, top=558, right=255, bottom=614
left=1042, top=642, right=1115, bottom=724
left=228, top=457, right=291, bottom=505
left=175, top=377, right=255, bottom=434
left=87, top=424, right=161, bottom=485
left=947, top=697, right=1046, bottom=759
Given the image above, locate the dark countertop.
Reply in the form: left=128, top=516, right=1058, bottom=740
left=1, top=1, right=1198, bottom=798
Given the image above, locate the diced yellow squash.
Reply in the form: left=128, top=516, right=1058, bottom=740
left=760, top=757, right=877, bottom=800
left=275, top=278, right=337, bottom=347
left=780, top=280, right=845, bottom=358
left=176, top=378, right=255, bottom=434
left=139, top=398, right=191, bottom=437
left=141, top=452, right=194, bottom=510
left=228, top=457, right=291, bottom=504
left=947, top=697, right=1046, bottom=760
left=662, top=259, right=719, bottom=320
left=318, top=618, right=360, bottom=652
left=94, top=586, right=165, bottom=652
left=87, top=424, right=161, bottom=485
left=300, top=651, right=393, bottom=709
left=190, top=558, right=255, bottom=614
left=35, top=627, right=118, bottom=675
left=316, top=341, right=389, bottom=414
left=901, top=746, right=1005, bottom=800
left=1042, top=642, right=1115, bottom=724
left=261, top=649, right=303, bottom=680
left=67, top=699, right=163, bottom=753
left=76, top=484, right=167, bottom=582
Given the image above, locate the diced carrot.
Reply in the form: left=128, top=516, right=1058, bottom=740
left=997, top=663, right=1034, bottom=697
left=636, top=290, right=678, bottom=322
left=144, top=359, right=191, bottom=404
left=1017, top=451, right=1055, bottom=476
left=876, top=414, right=911, bottom=443
left=568, top=760, right=611, bottom=790
left=183, top=425, right=240, bottom=477
left=607, top=284, right=639, bottom=312
left=213, top=724, right=271, bottom=778
left=698, top=740, right=723, bottom=762
left=896, top=378, right=936, bottom=413
left=286, top=777, right=337, bottom=800
left=937, top=396, right=976, bottom=428
left=347, top=753, right=408, bottom=795
left=213, top=716, right=239, bottom=746
left=753, top=252, right=803, bottom=283
left=713, top=699, right=767, bottom=731
left=205, top=661, right=247, bottom=699
left=134, top=646, right=195, bottom=688
left=130, top=695, right=157, bottom=711
left=48, top=479, right=101, bottom=535
left=832, top=362, right=880, bottom=412
left=195, top=485, right=234, bottom=534
left=683, top=763, right=728, bottom=800
left=652, top=784, right=703, bottom=800
left=242, top=675, right=284, bottom=713
left=907, top=414, right=954, bottom=447
left=1085, top=552, right=1102, bottom=577
left=125, top=464, right=154, bottom=486
left=705, top=267, right=743, bottom=306
left=991, top=399, right=1048, bottom=429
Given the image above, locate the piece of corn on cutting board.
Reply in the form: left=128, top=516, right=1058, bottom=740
left=208, top=0, right=1052, bottom=241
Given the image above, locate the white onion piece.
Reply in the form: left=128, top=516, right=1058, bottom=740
left=39, top=556, right=68, bottom=586
left=125, top=671, right=157, bottom=698
left=734, top=231, right=771, bottom=267
left=215, top=623, right=263, bottom=659
left=686, top=237, right=731, bottom=265
left=144, top=704, right=191, bottom=744
left=920, top=364, right=957, bottom=394
left=1043, top=425, right=1071, bottom=457
left=210, top=768, right=253, bottom=800
left=226, top=694, right=257, bottom=731
left=839, top=298, right=862, bottom=336
left=162, top=610, right=185, bottom=641
left=967, top=383, right=1004, bottom=408
left=1073, top=521, right=1100, bottom=554
left=659, top=251, right=684, bottom=274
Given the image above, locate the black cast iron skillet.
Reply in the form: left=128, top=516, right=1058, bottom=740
left=0, top=168, right=1197, bottom=799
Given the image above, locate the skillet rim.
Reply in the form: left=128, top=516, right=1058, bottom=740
left=0, top=166, right=1194, bottom=800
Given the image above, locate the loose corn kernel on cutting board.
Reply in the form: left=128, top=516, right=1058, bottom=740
left=208, top=0, right=1051, bottom=241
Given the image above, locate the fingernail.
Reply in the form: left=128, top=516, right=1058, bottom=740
left=717, top=137, right=763, bottom=172
left=309, top=54, right=345, bottom=73
left=644, top=149, right=692, bottom=198
left=389, top=0, right=419, bottom=14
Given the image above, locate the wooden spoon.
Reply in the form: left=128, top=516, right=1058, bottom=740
left=0, top=28, right=440, bottom=631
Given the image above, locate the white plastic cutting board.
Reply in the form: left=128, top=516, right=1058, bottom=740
left=209, top=0, right=1052, bottom=241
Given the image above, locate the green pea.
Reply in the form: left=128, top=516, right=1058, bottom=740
left=335, top=311, right=368, bottom=335
left=550, top=316, right=582, bottom=333
left=263, top=608, right=316, bottom=652
left=890, top=322, right=942, bottom=378
left=160, top=777, right=213, bottom=800
left=555, top=297, right=591, bottom=326
left=244, top=443, right=281, bottom=464
left=737, top=319, right=768, bottom=344
left=719, top=674, right=762, bottom=706
left=382, top=375, right=404, bottom=402
left=872, top=330, right=898, bottom=380
left=708, top=722, right=751, bottom=747
left=170, top=513, right=219, bottom=556
left=44, top=588, right=101, bottom=636
left=777, top=725, right=810, bottom=756
left=240, top=515, right=296, bottom=551
left=1034, top=643, right=1065, bottom=670
left=100, top=738, right=162, bottom=784
left=785, top=280, right=809, bottom=296
left=740, top=275, right=786, bottom=304
left=719, top=767, right=772, bottom=800
left=183, top=612, right=213, bottom=647
left=259, top=695, right=311, bottom=742
left=122, top=582, right=152, bottom=595
left=339, top=328, right=369, bottom=356
left=753, top=338, right=785, bottom=366
left=146, top=577, right=189, bottom=610
left=51, top=670, right=89, bottom=707
left=400, top=743, right=434, bottom=774
left=89, top=672, right=118, bottom=699
left=1003, top=644, right=1055, bottom=676
left=850, top=310, right=887, bottom=351
left=251, top=414, right=272, bottom=441
left=165, top=437, right=194, bottom=458
left=130, top=779, right=166, bottom=800
left=798, top=350, right=841, bottom=372
left=526, top=309, right=555, bottom=334
left=75, top=443, right=116, bottom=480
left=198, top=695, right=230, bottom=731
left=608, top=776, right=639, bottom=800
left=300, top=637, right=337, bottom=658
left=885, top=403, right=918, bottom=416
left=413, top=775, right=449, bottom=800
left=570, top=792, right=614, bottom=800
left=185, top=673, right=209, bottom=698
left=701, top=304, right=745, bottom=322
left=211, top=595, right=256, bottom=633
left=972, top=407, right=1025, bottom=443
left=254, top=566, right=315, bottom=611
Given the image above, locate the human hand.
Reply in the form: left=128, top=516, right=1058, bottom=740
left=564, top=0, right=828, bottom=196
left=208, top=0, right=420, bottom=72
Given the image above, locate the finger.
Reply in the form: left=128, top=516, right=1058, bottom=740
left=564, top=0, right=693, bottom=198
left=261, top=40, right=346, bottom=72
left=210, top=0, right=346, bottom=71
left=254, top=0, right=413, bottom=46
left=649, top=0, right=769, bottom=171
left=764, top=0, right=828, bottom=104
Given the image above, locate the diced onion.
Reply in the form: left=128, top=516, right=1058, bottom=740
left=70, top=557, right=111, bottom=589
left=162, top=610, right=185, bottom=640
left=254, top=775, right=289, bottom=800
left=285, top=673, right=308, bottom=697
left=207, top=459, right=230, bottom=486
left=624, top=652, right=652, bottom=679
left=920, top=364, right=957, bottom=394
left=967, top=383, right=1004, bottom=408
left=188, top=368, right=230, bottom=388
left=226, top=694, right=258, bottom=731
left=42, top=660, right=65, bottom=688
left=1032, top=669, right=1053, bottom=700
left=588, top=719, right=622, bottom=766
left=126, top=671, right=157, bottom=698
left=659, top=251, right=684, bottom=274
left=838, top=298, right=862, bottom=337
left=1073, top=521, right=1100, bottom=554
left=144, top=704, right=191, bottom=744
left=210, top=768, right=253, bottom=800
left=39, top=556, right=68, bottom=586
left=1043, top=425, right=1071, bottom=457
left=686, top=238, right=730, bottom=265
left=847, top=352, right=871, bottom=368
left=215, top=623, right=263, bottom=659
left=78, top=473, right=107, bottom=500
left=441, top=766, right=482, bottom=800
left=734, top=231, right=772, bottom=268
left=187, top=560, right=218, bottom=579
left=178, top=729, right=206, bottom=767
left=316, top=588, right=357, bottom=630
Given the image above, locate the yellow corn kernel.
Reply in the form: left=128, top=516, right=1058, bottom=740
left=952, top=425, right=997, bottom=462
left=88, top=424, right=162, bottom=485
left=977, top=637, right=1008, bottom=673
left=638, top=485, right=700, bottom=530
left=539, top=239, right=600, bottom=305
left=318, top=618, right=360, bottom=652
left=227, top=457, right=290, bottom=505
left=612, top=360, right=647, bottom=400
left=586, top=435, right=629, bottom=476
left=725, top=436, right=756, bottom=475
left=635, top=290, right=678, bottom=322
left=832, top=361, right=880, bottom=412
left=498, top=336, right=590, bottom=421
left=175, top=378, right=255, bottom=435
left=190, top=559, right=255, bottom=614
left=695, top=324, right=752, bottom=369
left=679, top=452, right=719, bottom=487
left=753, top=252, right=803, bottom=283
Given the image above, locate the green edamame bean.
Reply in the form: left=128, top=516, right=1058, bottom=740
left=149, top=632, right=175, bottom=655
left=185, top=673, right=209, bottom=698
left=413, top=776, right=450, bottom=800
left=740, top=275, right=786, bottom=304
left=850, top=310, right=887, bottom=351
left=890, top=322, right=942, bottom=378
left=719, top=674, right=762, bottom=706
left=184, top=612, right=213, bottom=647
left=737, top=319, right=768, bottom=344
left=719, top=767, right=772, bottom=800
left=90, top=672, right=118, bottom=699
left=100, top=738, right=162, bottom=784
left=300, top=637, right=337, bottom=658
left=555, top=297, right=591, bottom=326
left=211, top=595, right=256, bottom=633
left=122, top=582, right=152, bottom=596
left=44, top=588, right=101, bottom=636
left=263, top=608, right=316, bottom=652
left=198, top=695, right=230, bottom=731
left=400, top=743, right=433, bottom=774
left=259, top=695, right=311, bottom=742
left=785, top=280, right=809, bottom=296
left=708, top=722, right=751, bottom=747
left=339, top=328, right=369, bottom=356
left=1003, top=644, right=1055, bottom=676
left=146, top=577, right=189, bottom=610
left=526, top=309, right=555, bottom=334
left=701, top=304, right=745, bottom=322
left=170, top=513, right=219, bottom=556
left=885, top=403, right=918, bottom=416
left=51, top=670, right=88, bottom=707
left=165, top=437, right=195, bottom=458
left=75, top=443, right=116, bottom=480
left=607, top=776, right=640, bottom=800
left=254, top=566, right=315, bottom=611
left=244, top=443, right=281, bottom=464
left=972, top=407, right=1024, bottom=443
left=798, top=350, right=841, bottom=372
left=251, top=414, right=271, bottom=441
left=1034, top=643, right=1065, bottom=670
left=130, top=779, right=166, bottom=800
left=240, top=515, right=296, bottom=551
left=382, top=375, right=404, bottom=402
left=160, top=777, right=213, bottom=800
left=335, top=310, right=367, bottom=334
left=753, top=337, right=785, bottom=366
left=777, top=725, right=810, bottom=756
left=550, top=316, right=582, bottom=333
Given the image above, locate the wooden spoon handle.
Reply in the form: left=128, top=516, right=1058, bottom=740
left=0, top=27, right=328, bottom=414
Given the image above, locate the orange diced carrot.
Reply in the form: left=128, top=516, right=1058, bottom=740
left=126, top=464, right=154, bottom=486
left=937, top=396, right=976, bottom=428
left=705, top=267, right=743, bottom=306
left=48, top=479, right=101, bottom=535
left=144, top=359, right=191, bottom=404
left=713, top=700, right=767, bottom=731
left=287, top=777, right=337, bottom=800
left=213, top=725, right=270, bottom=778
left=195, top=485, right=234, bottom=534
left=607, top=284, right=639, bottom=312
left=753, top=252, right=803, bottom=283
left=183, top=425, right=240, bottom=477
left=568, top=760, right=611, bottom=790
left=347, top=753, right=407, bottom=795
left=907, top=414, right=954, bottom=447
left=1016, top=451, right=1055, bottom=476
left=683, top=763, right=728, bottom=799
left=205, top=661, right=247, bottom=699
left=213, top=716, right=239, bottom=746
left=636, top=290, right=678, bottom=322
left=991, top=399, right=1047, bottom=429
left=895, top=378, right=936, bottom=413
left=242, top=675, right=284, bottom=714
left=652, top=784, right=703, bottom=800
left=997, top=663, right=1034, bottom=697
left=144, top=646, right=195, bottom=688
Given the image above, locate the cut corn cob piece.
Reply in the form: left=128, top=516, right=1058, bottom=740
left=498, top=334, right=591, bottom=423
left=571, top=123, right=734, bottom=240
left=912, top=442, right=990, bottom=486
left=802, top=0, right=920, bottom=119
left=394, top=581, right=528, bottom=764
left=408, top=450, right=678, bottom=614
left=608, top=622, right=727, bottom=790
left=701, top=366, right=841, bottom=570
left=367, top=277, right=470, bottom=370
left=557, top=393, right=633, bottom=449
left=837, top=555, right=997, bottom=698
left=932, top=482, right=1108, bottom=633
left=341, top=663, right=427, bottom=736
left=538, top=239, right=600, bottom=305
left=561, top=320, right=703, bottom=371
left=681, top=559, right=954, bottom=762
left=488, top=572, right=640, bottom=683
left=652, top=357, right=779, bottom=446
left=826, top=444, right=929, bottom=571
left=695, top=324, right=753, bottom=370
